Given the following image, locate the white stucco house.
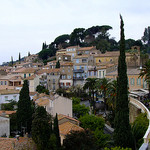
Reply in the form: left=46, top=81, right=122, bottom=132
left=34, top=93, right=72, bottom=117
left=0, top=89, right=20, bottom=107
left=0, top=116, right=10, bottom=137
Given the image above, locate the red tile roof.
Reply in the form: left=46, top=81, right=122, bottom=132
left=58, top=114, right=79, bottom=123
left=59, top=121, right=83, bottom=135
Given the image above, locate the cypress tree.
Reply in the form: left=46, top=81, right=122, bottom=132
left=19, top=52, right=21, bottom=64
left=56, top=60, right=60, bottom=68
left=54, top=113, right=61, bottom=149
left=28, top=51, right=31, bottom=56
left=11, top=56, right=13, bottom=67
left=114, top=15, right=134, bottom=149
left=32, top=106, right=51, bottom=150
left=16, top=80, right=33, bottom=134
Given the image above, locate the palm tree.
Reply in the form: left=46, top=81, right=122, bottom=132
left=106, top=80, right=117, bottom=127
left=139, top=59, right=150, bottom=97
left=107, top=80, right=117, bottom=110
left=97, top=78, right=111, bottom=116
left=83, top=78, right=97, bottom=114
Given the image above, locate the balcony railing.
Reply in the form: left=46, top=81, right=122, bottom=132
left=73, top=76, right=84, bottom=80
left=73, top=69, right=84, bottom=73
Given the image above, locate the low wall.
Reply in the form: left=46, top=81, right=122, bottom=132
left=129, top=97, right=150, bottom=149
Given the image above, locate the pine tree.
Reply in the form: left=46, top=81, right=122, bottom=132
left=114, top=15, right=135, bottom=149
left=16, top=80, right=33, bottom=134
left=19, top=52, right=21, bottom=64
left=54, top=113, right=61, bottom=149
left=56, top=60, right=60, bottom=68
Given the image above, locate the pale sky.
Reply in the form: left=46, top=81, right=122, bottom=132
left=0, top=0, right=150, bottom=64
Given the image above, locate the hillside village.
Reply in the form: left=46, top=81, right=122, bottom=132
left=0, top=43, right=149, bottom=148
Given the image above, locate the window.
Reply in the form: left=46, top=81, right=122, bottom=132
left=13, top=96, right=17, bottom=100
left=24, top=74, right=26, bottom=78
left=99, top=71, right=101, bottom=78
left=82, top=59, right=87, bottom=63
left=84, top=66, right=87, bottom=71
left=53, top=79, right=55, bottom=83
left=85, top=51, right=89, bottom=54
left=74, top=66, right=77, bottom=70
left=72, top=54, right=75, bottom=57
left=76, top=59, right=79, bottom=63
left=66, top=82, right=71, bottom=86
left=62, top=75, right=66, bottom=79
left=29, top=73, right=31, bottom=77
left=137, top=78, right=141, bottom=85
left=130, top=78, right=135, bottom=85
left=4, top=81, right=7, bottom=85
left=5, top=96, right=8, bottom=101
left=1, top=81, right=3, bottom=85
left=68, top=75, right=71, bottom=79
left=89, top=71, right=92, bottom=76
left=103, top=71, right=105, bottom=77
left=99, top=59, right=101, bottom=63
left=94, top=71, right=96, bottom=76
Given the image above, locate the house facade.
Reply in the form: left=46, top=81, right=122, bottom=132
left=0, top=116, right=10, bottom=138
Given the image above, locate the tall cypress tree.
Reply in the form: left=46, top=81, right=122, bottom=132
left=16, top=80, right=33, bottom=134
left=54, top=113, right=61, bottom=149
left=11, top=56, right=13, bottom=67
left=56, top=60, right=60, bottom=68
left=19, top=52, right=21, bottom=64
left=114, top=15, right=134, bottom=149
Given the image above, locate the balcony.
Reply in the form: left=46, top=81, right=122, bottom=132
left=73, top=69, right=84, bottom=73
left=73, top=76, right=84, bottom=80
left=88, top=66, right=96, bottom=71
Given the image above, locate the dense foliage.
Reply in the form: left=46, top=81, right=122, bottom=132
left=1, top=100, right=17, bottom=110
left=63, top=130, right=97, bottom=150
left=36, top=85, right=49, bottom=95
left=31, top=106, right=52, bottom=150
left=72, top=97, right=89, bottom=118
left=53, top=113, right=61, bottom=149
left=132, top=113, right=149, bottom=149
left=79, top=114, right=105, bottom=131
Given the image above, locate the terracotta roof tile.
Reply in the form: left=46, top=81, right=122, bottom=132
left=59, top=122, right=83, bottom=135
left=60, top=62, right=73, bottom=66
left=66, top=46, right=80, bottom=49
left=58, top=114, right=79, bottom=123
left=0, top=89, right=20, bottom=95
left=106, top=68, right=141, bottom=76
left=77, top=46, right=96, bottom=51
left=37, top=68, right=60, bottom=74
left=0, top=138, right=17, bottom=150
left=0, top=111, right=16, bottom=115
left=13, top=68, right=38, bottom=73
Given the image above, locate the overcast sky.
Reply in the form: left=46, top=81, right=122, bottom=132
left=0, top=0, right=150, bottom=64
